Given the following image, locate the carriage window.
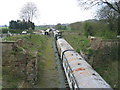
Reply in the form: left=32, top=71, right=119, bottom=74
left=67, top=66, right=70, bottom=73
left=71, top=77, right=77, bottom=90
left=65, top=62, right=68, bottom=68
left=63, top=58, right=67, bottom=68
left=72, top=82, right=75, bottom=90
left=70, top=74, right=73, bottom=82
left=68, top=71, right=70, bottom=77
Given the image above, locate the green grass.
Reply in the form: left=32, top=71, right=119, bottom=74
left=5, top=35, right=47, bottom=52
left=63, top=30, right=90, bottom=53
left=0, top=27, right=8, bottom=30
left=35, top=26, right=48, bottom=30
left=2, top=28, right=24, bottom=33
left=95, top=29, right=117, bottom=39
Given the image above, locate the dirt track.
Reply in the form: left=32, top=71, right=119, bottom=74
left=36, top=37, right=60, bottom=88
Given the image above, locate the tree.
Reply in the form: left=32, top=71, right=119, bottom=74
left=69, top=22, right=82, bottom=30
left=77, top=0, right=120, bottom=13
left=77, top=0, right=120, bottom=35
left=55, top=23, right=67, bottom=30
left=20, top=2, right=38, bottom=22
left=55, top=23, right=62, bottom=30
left=96, top=5, right=118, bottom=31
left=9, top=20, right=17, bottom=29
left=84, top=22, right=93, bottom=37
left=19, top=2, right=37, bottom=38
left=9, top=20, right=35, bottom=30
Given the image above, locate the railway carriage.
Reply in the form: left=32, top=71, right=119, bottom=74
left=53, top=30, right=112, bottom=89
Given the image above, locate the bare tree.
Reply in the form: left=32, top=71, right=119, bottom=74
left=77, top=0, right=120, bottom=13
left=97, top=6, right=117, bottom=20
left=20, top=2, right=38, bottom=22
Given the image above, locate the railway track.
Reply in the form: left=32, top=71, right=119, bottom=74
left=52, top=34, right=69, bottom=88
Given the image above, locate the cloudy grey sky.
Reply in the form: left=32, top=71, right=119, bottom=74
left=0, top=0, right=96, bottom=25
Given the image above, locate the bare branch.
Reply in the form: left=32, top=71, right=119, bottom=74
left=77, top=0, right=120, bottom=14
left=20, top=2, right=38, bottom=22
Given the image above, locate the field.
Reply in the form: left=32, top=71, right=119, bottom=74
left=0, top=27, right=8, bottom=29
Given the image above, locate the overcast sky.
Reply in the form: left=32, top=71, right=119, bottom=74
left=0, top=0, right=96, bottom=25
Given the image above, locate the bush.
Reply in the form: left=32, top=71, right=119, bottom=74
left=95, top=29, right=117, bottom=39
left=2, top=29, right=23, bottom=34
left=76, top=48, right=80, bottom=53
left=87, top=48, right=93, bottom=57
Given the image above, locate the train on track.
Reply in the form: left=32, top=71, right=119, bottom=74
left=53, top=30, right=112, bottom=89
